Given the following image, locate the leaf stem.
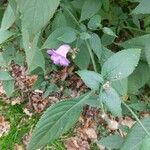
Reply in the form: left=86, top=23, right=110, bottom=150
left=122, top=100, right=150, bottom=137
left=123, top=26, right=150, bottom=34
left=85, top=40, right=97, bottom=72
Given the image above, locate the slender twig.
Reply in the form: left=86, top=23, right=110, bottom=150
left=122, top=100, right=150, bottom=137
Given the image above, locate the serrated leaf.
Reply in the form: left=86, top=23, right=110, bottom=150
left=132, top=0, right=150, bottom=14
left=0, top=30, right=14, bottom=44
left=77, top=70, right=103, bottom=90
left=89, top=33, right=102, bottom=60
left=57, top=30, right=76, bottom=43
left=80, top=0, right=102, bottom=21
left=17, top=0, right=60, bottom=37
left=121, top=117, right=150, bottom=150
left=102, top=49, right=141, bottom=81
left=28, top=92, right=92, bottom=150
left=98, top=134, right=124, bottom=149
left=0, top=4, right=15, bottom=30
left=128, top=62, right=150, bottom=94
left=101, top=87, right=122, bottom=116
left=120, top=34, right=150, bottom=67
left=0, top=71, right=13, bottom=80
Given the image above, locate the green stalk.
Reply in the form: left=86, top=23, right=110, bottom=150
left=123, top=26, right=150, bottom=34
left=122, top=100, right=150, bottom=137
left=62, top=5, right=97, bottom=72
left=85, top=40, right=97, bottom=72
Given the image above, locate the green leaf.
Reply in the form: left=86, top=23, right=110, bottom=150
left=101, top=34, right=116, bottom=46
left=14, top=52, right=25, bottom=66
left=101, top=86, right=122, bottom=116
left=112, top=78, right=128, bottom=96
left=0, top=71, right=13, bottom=80
left=74, top=43, right=90, bottom=69
left=84, top=95, right=100, bottom=107
left=129, top=102, right=147, bottom=111
left=0, top=4, right=15, bottom=30
left=100, top=46, right=114, bottom=65
left=22, top=28, right=45, bottom=73
left=0, top=53, right=6, bottom=67
left=2, top=80, right=14, bottom=97
left=80, top=32, right=91, bottom=40
left=0, top=30, right=14, bottom=44
left=43, top=84, right=59, bottom=98
left=132, top=0, right=150, bottom=14
left=17, top=0, right=60, bottom=37
left=89, top=33, right=102, bottom=60
left=103, top=27, right=117, bottom=37
left=140, top=136, right=150, bottom=150
left=57, top=30, right=77, bottom=43
left=28, top=92, right=92, bottom=150
left=2, top=44, right=16, bottom=65
left=42, top=27, right=76, bottom=49
left=121, top=117, right=150, bottom=150
left=88, top=15, right=101, bottom=30
left=128, top=62, right=150, bottom=94
left=101, top=0, right=110, bottom=12
left=102, top=49, right=141, bottom=81
left=77, top=70, right=103, bottom=90
left=98, top=134, right=124, bottom=149
left=80, top=0, right=102, bottom=21
left=52, top=11, right=67, bottom=31
left=120, top=34, right=150, bottom=67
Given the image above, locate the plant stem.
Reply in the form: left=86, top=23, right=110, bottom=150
left=123, top=26, right=150, bottom=34
left=85, top=40, right=97, bottom=72
left=62, top=5, right=97, bottom=72
left=122, top=100, right=150, bottom=137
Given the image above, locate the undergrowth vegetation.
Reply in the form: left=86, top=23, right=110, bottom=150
left=0, top=0, right=150, bottom=150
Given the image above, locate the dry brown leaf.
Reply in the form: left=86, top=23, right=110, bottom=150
left=14, top=144, right=24, bottom=150
left=120, top=117, right=135, bottom=128
left=97, top=143, right=105, bottom=150
left=65, top=137, right=90, bottom=150
left=82, top=128, right=97, bottom=140
left=22, top=132, right=32, bottom=146
left=23, top=108, right=32, bottom=117
left=0, top=116, right=10, bottom=137
left=0, top=82, right=6, bottom=95
left=107, top=120, right=119, bottom=131
left=11, top=97, right=21, bottom=105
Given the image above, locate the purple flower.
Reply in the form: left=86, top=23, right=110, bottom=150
left=47, top=44, right=71, bottom=66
